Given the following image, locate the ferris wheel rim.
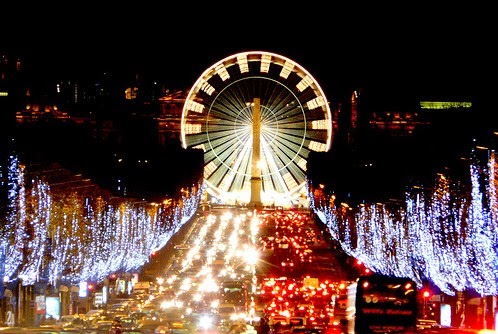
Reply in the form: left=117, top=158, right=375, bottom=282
left=180, top=50, right=332, bottom=205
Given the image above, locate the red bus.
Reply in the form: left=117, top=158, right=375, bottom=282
left=220, top=280, right=248, bottom=314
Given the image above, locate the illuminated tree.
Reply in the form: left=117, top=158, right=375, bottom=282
left=0, top=155, right=204, bottom=287
left=309, top=146, right=498, bottom=296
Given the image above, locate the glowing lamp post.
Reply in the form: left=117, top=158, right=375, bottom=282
left=422, top=290, right=431, bottom=318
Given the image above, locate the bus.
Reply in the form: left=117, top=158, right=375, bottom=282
left=220, top=280, right=248, bottom=314
left=346, top=273, right=418, bottom=334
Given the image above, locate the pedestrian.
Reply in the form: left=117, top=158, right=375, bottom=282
left=258, top=316, right=270, bottom=334
left=113, top=319, right=122, bottom=334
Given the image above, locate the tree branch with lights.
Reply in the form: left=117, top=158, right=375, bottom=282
left=308, top=148, right=498, bottom=296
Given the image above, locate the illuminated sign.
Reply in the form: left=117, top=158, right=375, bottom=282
left=420, top=101, right=472, bottom=109
left=46, top=297, right=60, bottom=320
left=79, top=282, right=87, bottom=298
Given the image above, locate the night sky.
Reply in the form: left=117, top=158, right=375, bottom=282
left=2, top=4, right=495, bottom=203
left=2, top=5, right=492, bottom=104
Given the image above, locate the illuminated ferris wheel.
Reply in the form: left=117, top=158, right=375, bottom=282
left=180, top=51, right=332, bottom=206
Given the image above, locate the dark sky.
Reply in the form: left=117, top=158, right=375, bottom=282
left=2, top=4, right=495, bottom=202
left=2, top=5, right=493, bottom=104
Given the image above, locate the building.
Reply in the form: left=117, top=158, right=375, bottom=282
left=308, top=84, right=479, bottom=206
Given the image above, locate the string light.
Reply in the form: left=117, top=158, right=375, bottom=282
left=2, top=142, right=498, bottom=298
left=308, top=146, right=498, bottom=296
left=0, top=155, right=204, bottom=287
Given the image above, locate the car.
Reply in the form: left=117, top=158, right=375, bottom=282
left=269, top=315, right=288, bottom=326
left=290, top=326, right=323, bottom=334
left=138, top=318, right=165, bottom=334
left=141, top=306, right=158, bottom=315
left=288, top=317, right=306, bottom=327
left=154, top=324, right=170, bottom=334
left=416, top=318, right=441, bottom=330
left=322, top=324, right=342, bottom=334
left=55, top=314, right=80, bottom=328
left=217, top=303, right=237, bottom=320
left=119, top=316, right=140, bottom=331
left=61, top=315, right=86, bottom=330
left=95, top=320, right=115, bottom=333
left=85, top=308, right=106, bottom=322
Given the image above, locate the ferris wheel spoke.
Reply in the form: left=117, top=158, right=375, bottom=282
left=272, top=145, right=306, bottom=173
left=207, top=135, right=243, bottom=160
left=209, top=165, right=231, bottom=189
left=210, top=101, right=246, bottom=120
left=186, top=133, right=209, bottom=149
left=271, top=131, right=306, bottom=149
left=261, top=153, right=288, bottom=192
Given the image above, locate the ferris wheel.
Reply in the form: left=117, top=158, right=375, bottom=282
left=180, top=51, right=332, bottom=206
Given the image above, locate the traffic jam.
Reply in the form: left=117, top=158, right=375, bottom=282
left=147, top=207, right=348, bottom=334
left=57, top=208, right=349, bottom=333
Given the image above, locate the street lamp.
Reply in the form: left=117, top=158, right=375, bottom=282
left=422, top=290, right=431, bottom=318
